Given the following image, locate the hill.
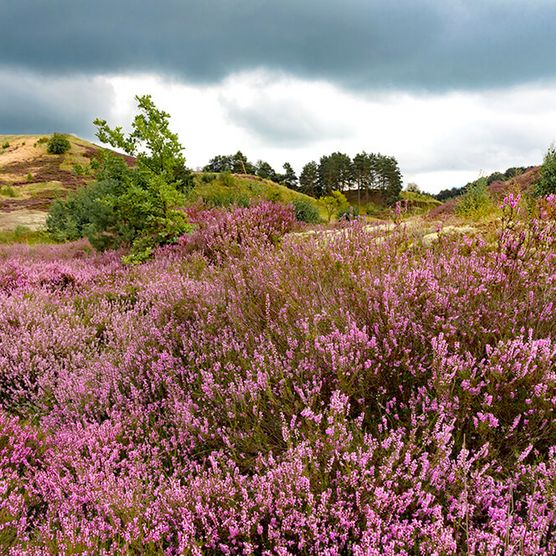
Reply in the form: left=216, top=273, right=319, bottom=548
left=0, top=135, right=322, bottom=231
left=190, top=172, right=322, bottom=211
left=0, top=134, right=119, bottom=230
left=428, top=165, right=541, bottom=219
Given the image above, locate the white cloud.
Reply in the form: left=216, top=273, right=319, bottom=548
left=3, top=68, right=553, bottom=193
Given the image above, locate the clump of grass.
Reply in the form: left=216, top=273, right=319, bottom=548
left=1, top=141, right=9, bottom=149
left=0, top=227, right=55, bottom=244
left=0, top=185, right=17, bottom=198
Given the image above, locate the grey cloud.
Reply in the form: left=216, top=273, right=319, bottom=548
left=221, top=95, right=352, bottom=145
left=0, top=70, right=115, bottom=136
left=1, top=1, right=556, bottom=91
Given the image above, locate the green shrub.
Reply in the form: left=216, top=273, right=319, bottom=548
left=35, top=137, right=49, bottom=147
left=47, top=133, right=71, bottom=155
left=535, top=145, right=556, bottom=197
left=200, top=172, right=216, bottom=183
left=221, top=172, right=234, bottom=186
left=364, top=202, right=383, bottom=217
left=26, top=173, right=34, bottom=183
left=292, top=198, right=321, bottom=223
left=72, top=163, right=87, bottom=176
left=455, top=178, right=495, bottom=219
left=2, top=141, right=9, bottom=149
left=0, top=185, right=16, bottom=197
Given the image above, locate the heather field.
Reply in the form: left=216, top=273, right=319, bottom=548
left=0, top=198, right=555, bottom=555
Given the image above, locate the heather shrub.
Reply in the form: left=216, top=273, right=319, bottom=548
left=0, top=201, right=555, bottom=554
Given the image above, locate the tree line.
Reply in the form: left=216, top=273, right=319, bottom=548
left=204, top=150, right=403, bottom=204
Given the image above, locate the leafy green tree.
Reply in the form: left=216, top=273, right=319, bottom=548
left=320, top=190, right=349, bottom=222
left=48, top=95, right=192, bottom=263
left=94, top=95, right=185, bottom=180
left=47, top=133, right=71, bottom=154
left=299, top=161, right=319, bottom=197
left=535, top=145, right=556, bottom=197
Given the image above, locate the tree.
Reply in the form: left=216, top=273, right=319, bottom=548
left=281, top=162, right=298, bottom=189
left=405, top=182, right=421, bottom=193
left=353, top=152, right=373, bottom=204
left=48, top=95, right=192, bottom=263
left=299, top=161, right=319, bottom=197
left=318, top=152, right=353, bottom=195
left=535, top=145, right=556, bottom=197
left=320, top=190, right=349, bottom=222
left=94, top=95, right=185, bottom=181
left=231, top=151, right=256, bottom=174
left=256, top=160, right=278, bottom=182
left=204, top=154, right=234, bottom=173
left=377, top=155, right=403, bottom=205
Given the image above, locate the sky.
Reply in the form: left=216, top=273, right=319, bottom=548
left=1, top=1, right=556, bottom=192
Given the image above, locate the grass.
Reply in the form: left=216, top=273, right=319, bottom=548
left=190, top=172, right=326, bottom=217
left=0, top=226, right=56, bottom=244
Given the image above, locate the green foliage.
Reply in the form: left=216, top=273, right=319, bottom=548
left=455, top=178, right=495, bottom=220
left=292, top=198, right=321, bottom=223
left=320, top=190, right=349, bottom=222
left=2, top=142, right=9, bottom=149
left=363, top=202, right=383, bottom=217
left=200, top=172, right=217, bottom=183
left=26, top=173, right=34, bottom=183
left=281, top=162, right=298, bottom=189
left=0, top=185, right=17, bottom=198
left=72, top=163, right=90, bottom=176
left=48, top=95, right=193, bottom=262
left=299, top=161, right=319, bottom=197
left=535, top=145, right=556, bottom=197
left=255, top=160, right=278, bottom=182
left=0, top=227, right=55, bottom=245
left=221, top=171, right=234, bottom=187
left=318, top=152, right=353, bottom=196
left=47, top=133, right=71, bottom=154
left=94, top=94, right=185, bottom=180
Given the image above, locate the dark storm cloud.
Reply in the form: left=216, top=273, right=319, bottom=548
left=0, top=70, right=114, bottom=136
left=1, top=0, right=556, bottom=91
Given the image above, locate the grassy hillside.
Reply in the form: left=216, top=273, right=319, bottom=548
left=191, top=172, right=323, bottom=213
